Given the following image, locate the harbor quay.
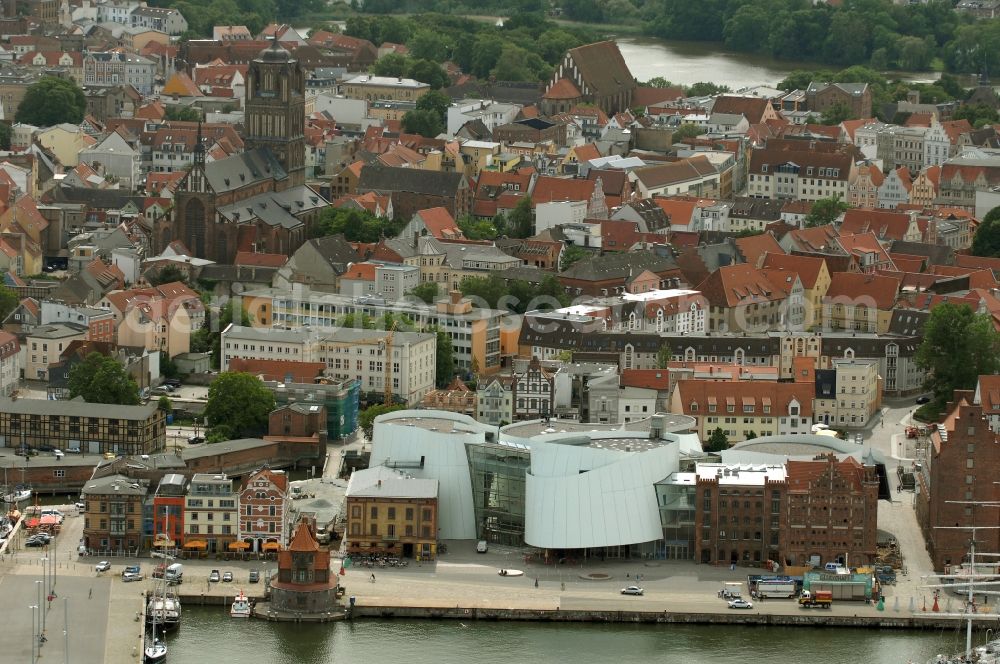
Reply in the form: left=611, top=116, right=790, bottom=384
left=0, top=503, right=980, bottom=663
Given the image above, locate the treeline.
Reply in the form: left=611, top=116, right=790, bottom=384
left=359, top=0, right=1000, bottom=75
left=344, top=12, right=598, bottom=83
left=150, top=0, right=324, bottom=37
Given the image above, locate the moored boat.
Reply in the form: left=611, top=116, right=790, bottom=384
left=146, top=591, right=181, bottom=630
left=3, top=487, right=31, bottom=504
left=230, top=590, right=251, bottom=618
left=143, top=637, right=167, bottom=664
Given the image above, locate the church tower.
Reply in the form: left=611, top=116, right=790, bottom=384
left=244, top=38, right=306, bottom=187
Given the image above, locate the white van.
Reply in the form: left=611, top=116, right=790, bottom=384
left=165, top=563, right=184, bottom=584
left=476, top=540, right=488, bottom=554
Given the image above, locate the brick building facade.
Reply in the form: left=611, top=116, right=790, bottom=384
left=917, top=390, right=1000, bottom=570
left=238, top=467, right=290, bottom=552
left=694, top=455, right=879, bottom=567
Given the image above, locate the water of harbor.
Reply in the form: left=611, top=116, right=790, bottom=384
left=616, top=37, right=940, bottom=90
left=166, top=606, right=974, bottom=663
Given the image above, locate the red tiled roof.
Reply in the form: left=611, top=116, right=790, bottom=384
left=760, top=253, right=826, bottom=289
left=415, top=207, right=463, bottom=239
left=675, top=380, right=813, bottom=418
left=341, top=262, right=377, bottom=281
left=824, top=272, right=901, bottom=309
left=786, top=456, right=865, bottom=492
left=696, top=264, right=792, bottom=308
left=620, top=369, right=671, bottom=390
left=841, top=209, right=915, bottom=241
left=531, top=176, right=596, bottom=208
left=228, top=358, right=326, bottom=383
left=233, top=252, right=287, bottom=268
left=734, top=232, right=783, bottom=266
left=543, top=77, right=581, bottom=100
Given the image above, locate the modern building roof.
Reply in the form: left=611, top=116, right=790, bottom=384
left=0, top=397, right=158, bottom=420
left=346, top=465, right=438, bottom=499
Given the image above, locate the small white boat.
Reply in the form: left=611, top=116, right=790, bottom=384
left=143, top=638, right=167, bottom=664
left=3, top=488, right=31, bottom=503
left=230, top=590, right=251, bottom=618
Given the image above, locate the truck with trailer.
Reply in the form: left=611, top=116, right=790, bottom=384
left=799, top=590, right=833, bottom=608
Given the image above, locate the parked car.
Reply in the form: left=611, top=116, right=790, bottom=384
left=164, top=379, right=181, bottom=388
left=95, top=561, right=111, bottom=572
left=188, top=436, right=205, bottom=445
left=36, top=444, right=55, bottom=452
left=209, top=569, right=220, bottom=583
left=14, top=447, right=37, bottom=457
left=621, top=586, right=644, bottom=596
left=729, top=599, right=754, bottom=609
left=916, top=395, right=930, bottom=404
left=222, top=571, right=233, bottom=582
left=249, top=570, right=260, bottom=583
left=476, top=540, right=488, bottom=553
left=123, top=565, right=140, bottom=576
left=25, top=537, right=48, bottom=547
left=122, top=572, right=144, bottom=582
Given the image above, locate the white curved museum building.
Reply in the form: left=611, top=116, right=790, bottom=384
left=370, top=409, right=701, bottom=557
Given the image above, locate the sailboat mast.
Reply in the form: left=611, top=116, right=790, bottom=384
left=967, top=530, right=975, bottom=655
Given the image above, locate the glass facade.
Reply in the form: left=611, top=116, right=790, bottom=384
left=466, top=441, right=530, bottom=546
left=655, top=482, right=697, bottom=560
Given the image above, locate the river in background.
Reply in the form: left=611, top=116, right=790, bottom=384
left=165, top=606, right=976, bottom=664
left=616, top=37, right=941, bottom=90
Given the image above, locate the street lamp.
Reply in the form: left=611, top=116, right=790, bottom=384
left=41, top=556, right=48, bottom=599
left=30, top=605, right=37, bottom=664
left=35, top=580, right=44, bottom=634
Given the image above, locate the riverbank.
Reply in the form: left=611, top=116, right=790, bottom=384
left=350, top=604, right=991, bottom=630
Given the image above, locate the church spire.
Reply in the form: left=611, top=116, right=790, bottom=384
left=194, top=119, right=205, bottom=167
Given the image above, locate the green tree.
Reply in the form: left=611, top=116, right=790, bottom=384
left=161, top=352, right=179, bottom=379
left=401, top=109, right=443, bottom=138
left=415, top=89, right=451, bottom=120
left=158, top=395, right=173, bottom=412
left=657, top=344, right=671, bottom=370
left=371, top=53, right=409, bottom=77
left=164, top=106, right=201, bottom=122
left=0, top=284, right=17, bottom=321
left=0, top=122, right=10, bottom=151
left=507, top=196, right=534, bottom=238
left=643, top=77, right=676, bottom=89
left=359, top=403, right=405, bottom=440
left=406, top=59, right=449, bottom=90
left=435, top=328, right=455, bottom=387
left=705, top=427, right=729, bottom=453
left=460, top=274, right=506, bottom=309
left=407, top=29, right=449, bottom=62
left=457, top=215, right=498, bottom=240
left=820, top=102, right=855, bottom=125
left=560, top=244, right=589, bottom=271
left=410, top=281, right=439, bottom=304
left=671, top=124, right=704, bottom=143
left=204, top=372, right=275, bottom=441
left=68, top=352, right=140, bottom=405
left=16, top=76, right=86, bottom=126
left=971, top=206, right=1000, bottom=257
left=150, top=264, right=186, bottom=286
left=804, top=196, right=848, bottom=227
left=311, top=208, right=403, bottom=242
left=953, top=103, right=999, bottom=129
left=686, top=82, right=731, bottom=97
left=916, top=303, right=1000, bottom=409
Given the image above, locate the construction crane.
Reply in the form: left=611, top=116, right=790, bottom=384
left=382, top=320, right=399, bottom=406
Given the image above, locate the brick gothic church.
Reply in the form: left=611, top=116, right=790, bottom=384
left=155, top=39, right=326, bottom=263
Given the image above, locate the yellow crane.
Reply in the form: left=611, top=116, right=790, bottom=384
left=382, top=320, right=399, bottom=406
